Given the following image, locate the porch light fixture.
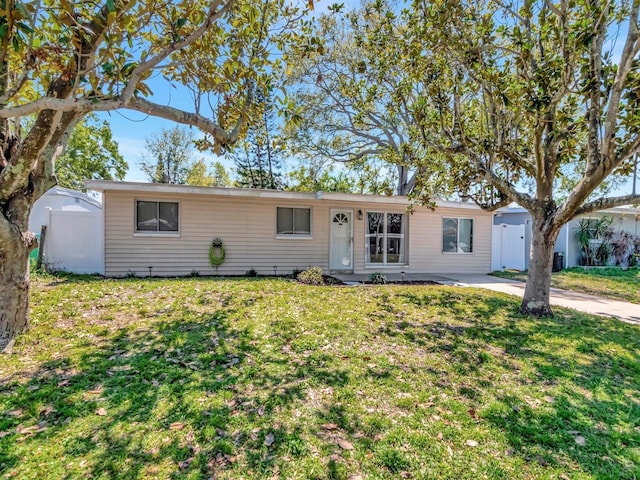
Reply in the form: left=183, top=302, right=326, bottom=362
left=357, top=209, right=363, bottom=220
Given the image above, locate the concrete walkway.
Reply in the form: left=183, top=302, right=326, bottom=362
left=449, top=274, right=640, bottom=326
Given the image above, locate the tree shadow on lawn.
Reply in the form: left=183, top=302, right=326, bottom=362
left=396, top=290, right=640, bottom=478
left=2, top=284, right=639, bottom=479
left=0, top=305, right=350, bottom=479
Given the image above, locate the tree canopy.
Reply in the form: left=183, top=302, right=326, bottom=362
left=140, top=126, right=196, bottom=184
left=0, top=0, right=315, bottom=351
left=286, top=0, right=640, bottom=316
left=55, top=115, right=126, bottom=191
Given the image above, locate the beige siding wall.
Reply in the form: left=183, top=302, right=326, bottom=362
left=104, top=192, right=492, bottom=276
left=346, top=203, right=491, bottom=274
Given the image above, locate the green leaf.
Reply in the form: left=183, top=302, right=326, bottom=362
left=106, top=0, right=115, bottom=13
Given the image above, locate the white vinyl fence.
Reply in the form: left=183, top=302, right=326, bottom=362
left=42, top=210, right=103, bottom=274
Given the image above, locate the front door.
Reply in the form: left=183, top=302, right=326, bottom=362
left=330, top=209, right=353, bottom=271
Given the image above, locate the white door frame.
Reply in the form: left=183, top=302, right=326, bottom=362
left=329, top=208, right=354, bottom=272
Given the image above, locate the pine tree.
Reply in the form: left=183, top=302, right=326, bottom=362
left=231, top=88, right=284, bottom=189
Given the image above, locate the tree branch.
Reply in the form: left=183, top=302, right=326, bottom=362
left=0, top=94, right=243, bottom=145
left=602, top=2, right=640, bottom=161
left=572, top=194, right=640, bottom=218
left=465, top=147, right=536, bottom=212
left=120, top=0, right=233, bottom=104
left=475, top=195, right=511, bottom=212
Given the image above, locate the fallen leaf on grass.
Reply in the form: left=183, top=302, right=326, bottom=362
left=535, top=455, right=549, bottom=466
left=15, top=421, right=47, bottom=435
left=4, top=410, right=23, bottom=417
left=170, top=422, right=186, bottom=431
left=336, top=439, right=354, bottom=450
left=321, top=423, right=339, bottom=431
left=178, top=457, right=193, bottom=470
left=465, top=440, right=478, bottom=447
left=467, top=408, right=477, bottom=418
left=95, top=407, right=107, bottom=416
left=400, top=471, right=411, bottom=478
left=575, top=436, right=586, bottom=446
left=265, top=432, right=275, bottom=447
left=543, top=395, right=555, bottom=403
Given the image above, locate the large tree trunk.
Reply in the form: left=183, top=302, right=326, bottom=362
left=0, top=227, right=34, bottom=353
left=520, top=216, right=560, bottom=317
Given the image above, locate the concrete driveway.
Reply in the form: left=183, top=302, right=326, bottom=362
left=447, top=274, right=640, bottom=325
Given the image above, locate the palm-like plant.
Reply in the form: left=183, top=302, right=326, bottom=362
left=576, top=217, right=613, bottom=266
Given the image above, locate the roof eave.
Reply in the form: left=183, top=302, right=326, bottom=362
left=84, top=180, right=484, bottom=210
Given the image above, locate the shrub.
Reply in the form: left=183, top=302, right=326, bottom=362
left=245, top=268, right=258, bottom=277
left=297, top=266, right=324, bottom=285
left=370, top=272, right=387, bottom=284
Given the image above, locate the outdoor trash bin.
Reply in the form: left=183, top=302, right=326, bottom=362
left=553, top=252, right=564, bottom=272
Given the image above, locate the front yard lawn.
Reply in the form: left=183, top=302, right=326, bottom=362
left=1, top=277, right=639, bottom=479
left=493, top=267, right=640, bottom=304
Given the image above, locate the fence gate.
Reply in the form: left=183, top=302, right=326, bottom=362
left=492, top=224, right=526, bottom=271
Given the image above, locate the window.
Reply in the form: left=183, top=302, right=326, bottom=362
left=442, top=218, right=473, bottom=253
left=136, top=201, right=179, bottom=232
left=276, top=207, right=311, bottom=236
left=365, top=212, right=406, bottom=264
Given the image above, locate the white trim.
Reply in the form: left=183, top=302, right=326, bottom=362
left=85, top=180, right=485, bottom=210
left=274, top=235, right=314, bottom=240
left=133, top=232, right=181, bottom=238
left=364, top=264, right=411, bottom=269
left=564, top=225, right=570, bottom=268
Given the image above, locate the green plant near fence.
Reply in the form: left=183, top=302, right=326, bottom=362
left=576, top=217, right=613, bottom=266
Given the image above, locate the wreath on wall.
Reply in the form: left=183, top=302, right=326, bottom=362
left=209, top=237, right=226, bottom=268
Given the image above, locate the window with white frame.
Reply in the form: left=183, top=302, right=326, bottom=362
left=442, top=218, right=473, bottom=253
left=276, top=207, right=311, bottom=236
left=365, top=212, right=406, bottom=264
left=136, top=201, right=179, bottom=232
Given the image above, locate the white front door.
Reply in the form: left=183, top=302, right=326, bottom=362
left=330, top=209, right=353, bottom=271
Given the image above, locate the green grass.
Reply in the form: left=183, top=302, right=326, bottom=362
left=1, top=276, right=639, bottom=479
left=492, top=267, right=640, bottom=304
